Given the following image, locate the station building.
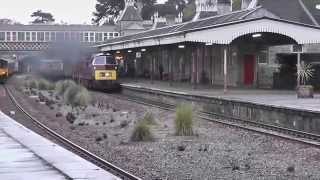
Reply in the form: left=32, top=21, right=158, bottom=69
left=98, top=0, right=320, bottom=91
left=0, top=24, right=118, bottom=44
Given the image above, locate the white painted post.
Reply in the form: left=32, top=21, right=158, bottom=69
left=297, top=53, right=301, bottom=87
left=224, top=47, right=228, bottom=94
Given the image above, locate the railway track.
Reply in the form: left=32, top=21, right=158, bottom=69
left=2, top=85, right=141, bottom=180
left=108, top=93, right=320, bottom=148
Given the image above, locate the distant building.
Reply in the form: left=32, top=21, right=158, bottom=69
left=117, top=0, right=145, bottom=36
left=0, top=24, right=118, bottom=44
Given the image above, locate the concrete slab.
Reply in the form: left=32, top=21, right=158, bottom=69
left=0, top=111, right=121, bottom=180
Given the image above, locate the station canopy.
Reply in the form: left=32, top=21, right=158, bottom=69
left=98, top=6, right=320, bottom=51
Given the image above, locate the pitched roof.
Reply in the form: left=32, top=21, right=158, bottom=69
left=99, top=1, right=320, bottom=47
left=119, top=6, right=143, bottom=21
left=301, top=0, right=320, bottom=25
left=258, top=0, right=316, bottom=26
left=100, top=8, right=258, bottom=45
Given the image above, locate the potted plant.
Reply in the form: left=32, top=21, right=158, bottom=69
left=297, top=61, right=315, bottom=98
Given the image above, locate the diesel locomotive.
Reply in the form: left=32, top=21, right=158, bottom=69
left=0, top=59, right=15, bottom=83
left=72, top=53, right=120, bottom=91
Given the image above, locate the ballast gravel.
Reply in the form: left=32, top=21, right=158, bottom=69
left=6, top=79, right=320, bottom=180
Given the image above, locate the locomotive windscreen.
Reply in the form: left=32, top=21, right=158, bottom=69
left=0, top=60, right=8, bottom=68
left=93, top=56, right=116, bottom=65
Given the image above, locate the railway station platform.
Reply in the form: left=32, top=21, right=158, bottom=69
left=120, top=79, right=320, bottom=135
left=120, top=79, right=320, bottom=113
left=0, top=111, right=120, bottom=180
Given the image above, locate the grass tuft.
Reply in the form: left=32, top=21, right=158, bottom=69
left=175, top=104, right=194, bottom=136
left=131, top=121, right=153, bottom=142
left=142, top=112, right=156, bottom=125
left=55, top=80, right=77, bottom=96
left=38, top=79, right=55, bottom=90
left=74, top=87, right=91, bottom=107
left=28, top=79, right=38, bottom=89
left=63, top=83, right=91, bottom=108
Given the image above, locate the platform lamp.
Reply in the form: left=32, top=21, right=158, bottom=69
left=178, top=44, right=185, bottom=49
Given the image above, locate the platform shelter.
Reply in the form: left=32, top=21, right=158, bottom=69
left=98, top=7, right=320, bottom=92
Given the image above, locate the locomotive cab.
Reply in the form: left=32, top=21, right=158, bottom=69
left=92, top=55, right=117, bottom=81
left=0, top=59, right=9, bottom=83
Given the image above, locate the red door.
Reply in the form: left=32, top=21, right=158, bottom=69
left=244, top=55, right=255, bottom=85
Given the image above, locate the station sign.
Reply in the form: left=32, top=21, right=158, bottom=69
left=291, top=44, right=304, bottom=53
left=136, top=52, right=141, bottom=58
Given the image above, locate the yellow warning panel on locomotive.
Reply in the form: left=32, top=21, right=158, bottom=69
left=95, top=70, right=116, bottom=80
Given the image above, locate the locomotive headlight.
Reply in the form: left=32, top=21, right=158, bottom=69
left=105, top=72, right=111, bottom=77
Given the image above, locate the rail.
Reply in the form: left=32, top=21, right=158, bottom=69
left=109, top=93, right=320, bottom=148
left=3, top=85, right=141, bottom=180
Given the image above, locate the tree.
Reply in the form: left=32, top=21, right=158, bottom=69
left=140, top=0, right=157, bottom=20
left=182, top=0, right=196, bottom=22
left=31, top=10, right=55, bottom=24
left=166, top=0, right=187, bottom=12
left=0, top=18, right=21, bottom=25
left=0, top=18, right=14, bottom=25
left=232, top=0, right=242, bottom=11
left=92, top=0, right=125, bottom=25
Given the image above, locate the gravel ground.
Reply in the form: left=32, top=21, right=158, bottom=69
left=5, top=75, right=320, bottom=180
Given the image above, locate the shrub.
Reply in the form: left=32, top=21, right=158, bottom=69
left=55, top=80, right=76, bottom=96
left=175, top=104, right=194, bottom=136
left=74, top=87, right=91, bottom=107
left=142, top=112, right=156, bottom=125
left=28, top=79, right=38, bottom=89
left=63, top=84, right=91, bottom=108
left=131, top=121, right=153, bottom=142
left=38, top=79, right=54, bottom=90
left=63, top=84, right=81, bottom=105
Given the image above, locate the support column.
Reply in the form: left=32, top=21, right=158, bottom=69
left=151, top=50, right=154, bottom=84
left=223, top=47, right=228, bottom=94
left=297, top=52, right=301, bottom=88
left=192, top=47, right=197, bottom=89
left=209, top=46, right=213, bottom=86
left=169, top=48, right=173, bottom=86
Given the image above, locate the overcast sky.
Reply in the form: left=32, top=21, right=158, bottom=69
left=0, top=0, right=168, bottom=25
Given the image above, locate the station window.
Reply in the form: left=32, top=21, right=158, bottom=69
left=258, top=49, right=268, bottom=64
left=103, top=33, right=108, bottom=41
left=65, top=32, right=70, bottom=40
left=50, top=32, right=56, bottom=41
left=18, top=32, right=25, bottom=41
left=109, top=32, right=113, bottom=39
left=56, top=32, right=64, bottom=41
left=37, top=32, right=44, bottom=41
left=6, top=32, right=11, bottom=41
left=70, top=32, right=76, bottom=41
left=114, top=32, right=119, bottom=37
left=95, top=33, right=103, bottom=42
left=79, top=32, right=83, bottom=42
left=12, top=32, right=17, bottom=41
left=90, top=32, right=95, bottom=42
left=0, top=32, right=5, bottom=41
left=26, top=32, right=31, bottom=41
left=45, top=32, right=50, bottom=41
left=84, top=32, right=89, bottom=42
left=32, top=32, right=36, bottom=41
